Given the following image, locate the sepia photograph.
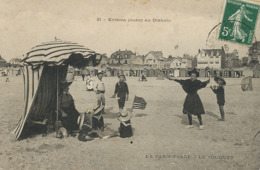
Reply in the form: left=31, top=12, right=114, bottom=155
left=0, top=0, right=260, bottom=169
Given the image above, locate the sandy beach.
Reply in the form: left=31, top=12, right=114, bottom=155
left=0, top=75, right=260, bottom=170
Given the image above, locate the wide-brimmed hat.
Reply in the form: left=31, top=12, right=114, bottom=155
left=188, top=69, right=199, bottom=77
left=214, top=77, right=226, bottom=85
left=118, top=110, right=132, bottom=122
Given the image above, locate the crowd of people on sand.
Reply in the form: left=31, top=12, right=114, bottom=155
left=56, top=71, right=133, bottom=142
left=48, top=67, right=227, bottom=141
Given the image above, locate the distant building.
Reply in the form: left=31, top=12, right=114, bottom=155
left=166, top=55, right=192, bottom=69
left=241, top=57, right=249, bottom=66
left=144, top=51, right=165, bottom=69
left=109, top=50, right=136, bottom=65
left=249, top=41, right=260, bottom=63
left=9, top=58, right=22, bottom=65
left=168, top=57, right=182, bottom=69
left=225, top=50, right=240, bottom=68
left=0, top=55, right=7, bottom=67
left=182, top=54, right=193, bottom=68
left=131, top=55, right=145, bottom=65
left=192, top=56, right=197, bottom=68
left=197, top=48, right=225, bottom=69
left=8, top=58, right=22, bottom=67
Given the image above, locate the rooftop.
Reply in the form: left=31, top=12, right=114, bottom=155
left=110, top=50, right=135, bottom=59
left=146, top=51, right=164, bottom=60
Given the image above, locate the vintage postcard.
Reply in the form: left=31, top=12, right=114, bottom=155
left=0, top=0, right=260, bottom=170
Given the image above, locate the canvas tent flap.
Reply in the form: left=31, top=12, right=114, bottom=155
left=12, top=40, right=101, bottom=141
left=12, top=65, right=45, bottom=140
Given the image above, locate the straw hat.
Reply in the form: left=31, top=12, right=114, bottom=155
left=118, top=110, right=132, bottom=122
left=214, top=77, right=226, bottom=85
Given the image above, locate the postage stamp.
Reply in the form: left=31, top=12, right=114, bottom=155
left=218, top=0, right=260, bottom=45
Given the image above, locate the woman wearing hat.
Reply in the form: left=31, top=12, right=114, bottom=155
left=210, top=77, right=226, bottom=121
left=117, top=110, right=133, bottom=138
left=167, top=69, right=210, bottom=130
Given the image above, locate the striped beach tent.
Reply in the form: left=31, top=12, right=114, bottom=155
left=12, top=40, right=101, bottom=141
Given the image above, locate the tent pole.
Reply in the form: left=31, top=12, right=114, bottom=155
left=56, top=67, right=59, bottom=137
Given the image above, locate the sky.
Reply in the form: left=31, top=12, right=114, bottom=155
left=0, top=0, right=259, bottom=61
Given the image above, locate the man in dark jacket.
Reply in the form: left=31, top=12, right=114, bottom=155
left=112, top=75, right=129, bottom=111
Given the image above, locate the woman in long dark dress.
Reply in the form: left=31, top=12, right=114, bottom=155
left=168, top=69, right=210, bottom=130
left=59, top=82, right=80, bottom=132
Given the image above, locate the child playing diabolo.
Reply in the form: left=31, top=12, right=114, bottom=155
left=210, top=77, right=226, bottom=121
left=111, top=74, right=129, bottom=112
left=167, top=69, right=210, bottom=130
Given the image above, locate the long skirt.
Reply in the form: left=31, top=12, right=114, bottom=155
left=183, top=93, right=205, bottom=115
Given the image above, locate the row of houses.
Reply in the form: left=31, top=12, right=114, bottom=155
left=81, top=46, right=259, bottom=78
left=101, top=47, right=249, bottom=70
left=0, top=56, right=23, bottom=76
left=107, top=50, right=195, bottom=69
left=0, top=56, right=22, bottom=67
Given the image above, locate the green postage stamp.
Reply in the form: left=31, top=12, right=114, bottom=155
left=219, top=0, right=260, bottom=45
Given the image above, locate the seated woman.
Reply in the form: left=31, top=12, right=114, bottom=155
left=58, top=81, right=80, bottom=134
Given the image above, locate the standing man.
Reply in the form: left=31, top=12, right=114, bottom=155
left=94, top=71, right=105, bottom=114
